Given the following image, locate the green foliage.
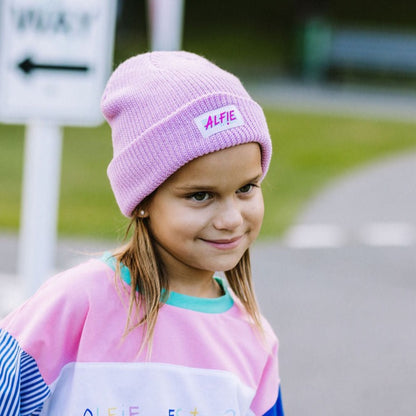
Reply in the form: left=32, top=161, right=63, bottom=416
left=116, top=0, right=416, bottom=79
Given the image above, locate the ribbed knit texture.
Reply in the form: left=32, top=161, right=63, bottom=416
left=101, top=51, right=272, bottom=217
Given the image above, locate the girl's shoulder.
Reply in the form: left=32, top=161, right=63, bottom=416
left=1, top=256, right=119, bottom=332
left=49, top=255, right=115, bottom=287
left=30, top=255, right=120, bottom=302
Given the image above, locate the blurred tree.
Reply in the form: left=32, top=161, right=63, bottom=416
left=113, top=0, right=416, bottom=77
left=329, top=0, right=412, bottom=27
left=116, top=0, right=416, bottom=37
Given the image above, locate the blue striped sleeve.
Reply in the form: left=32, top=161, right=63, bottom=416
left=0, top=329, right=50, bottom=416
left=263, top=386, right=284, bottom=416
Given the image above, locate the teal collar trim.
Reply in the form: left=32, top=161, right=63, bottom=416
left=102, top=252, right=132, bottom=285
left=101, top=252, right=234, bottom=314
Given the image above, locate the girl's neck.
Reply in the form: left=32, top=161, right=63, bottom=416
left=153, top=241, right=224, bottom=298
left=168, top=273, right=224, bottom=298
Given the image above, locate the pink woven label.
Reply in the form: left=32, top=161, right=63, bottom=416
left=194, top=105, right=244, bottom=138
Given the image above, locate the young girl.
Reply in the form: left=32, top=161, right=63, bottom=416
left=0, top=51, right=284, bottom=415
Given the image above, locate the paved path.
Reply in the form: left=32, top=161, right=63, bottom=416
left=249, top=79, right=416, bottom=123
left=284, top=150, right=416, bottom=248
left=1, top=81, right=416, bottom=415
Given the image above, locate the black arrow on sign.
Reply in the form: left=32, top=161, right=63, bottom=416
left=18, top=57, right=89, bottom=75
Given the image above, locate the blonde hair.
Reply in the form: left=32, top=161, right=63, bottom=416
left=114, top=204, right=263, bottom=355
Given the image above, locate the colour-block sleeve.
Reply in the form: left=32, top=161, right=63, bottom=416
left=263, top=386, right=284, bottom=416
left=249, top=334, right=284, bottom=416
left=0, top=329, right=50, bottom=415
left=0, top=266, right=92, bottom=415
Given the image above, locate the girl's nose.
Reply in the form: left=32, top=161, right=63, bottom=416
left=213, top=200, right=244, bottom=230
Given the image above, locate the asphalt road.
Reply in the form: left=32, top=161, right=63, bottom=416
left=252, top=242, right=416, bottom=416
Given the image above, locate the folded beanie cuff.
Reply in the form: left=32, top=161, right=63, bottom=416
left=108, top=93, right=271, bottom=217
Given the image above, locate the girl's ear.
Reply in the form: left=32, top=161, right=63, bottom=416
left=133, top=192, right=154, bottom=219
left=138, top=209, right=149, bottom=218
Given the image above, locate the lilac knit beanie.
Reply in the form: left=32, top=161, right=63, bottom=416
left=101, top=51, right=272, bottom=217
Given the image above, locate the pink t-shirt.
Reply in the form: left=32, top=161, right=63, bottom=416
left=0, top=255, right=283, bottom=415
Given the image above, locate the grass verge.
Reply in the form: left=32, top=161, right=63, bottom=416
left=1, top=110, right=415, bottom=240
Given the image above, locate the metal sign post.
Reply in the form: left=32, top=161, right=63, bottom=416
left=19, top=124, right=63, bottom=296
left=148, top=0, right=184, bottom=51
left=0, top=0, right=117, bottom=296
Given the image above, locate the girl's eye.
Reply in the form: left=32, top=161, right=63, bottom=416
left=190, top=192, right=211, bottom=202
left=237, top=184, right=254, bottom=194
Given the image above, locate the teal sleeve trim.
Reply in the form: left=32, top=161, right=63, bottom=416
left=101, top=252, right=234, bottom=314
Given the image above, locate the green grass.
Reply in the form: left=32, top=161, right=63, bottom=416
left=1, top=111, right=416, bottom=240
left=0, top=125, right=25, bottom=229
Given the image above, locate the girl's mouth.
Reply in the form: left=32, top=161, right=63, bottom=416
left=201, top=236, right=243, bottom=250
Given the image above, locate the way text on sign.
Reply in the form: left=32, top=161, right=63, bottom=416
left=11, top=7, right=94, bottom=35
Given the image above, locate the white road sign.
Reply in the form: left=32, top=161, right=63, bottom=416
left=0, top=0, right=117, bottom=126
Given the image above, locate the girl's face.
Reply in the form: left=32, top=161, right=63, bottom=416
left=147, top=143, right=264, bottom=292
